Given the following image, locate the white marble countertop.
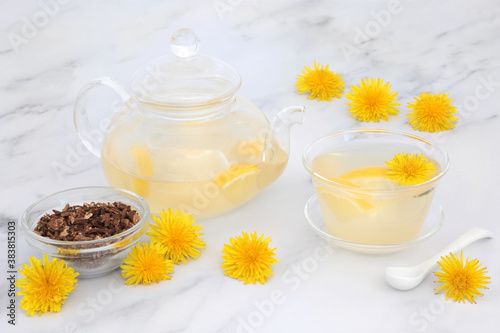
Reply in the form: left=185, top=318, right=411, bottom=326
left=1, top=0, right=499, bottom=332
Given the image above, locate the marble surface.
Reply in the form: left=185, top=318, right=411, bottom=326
left=1, top=0, right=499, bottom=332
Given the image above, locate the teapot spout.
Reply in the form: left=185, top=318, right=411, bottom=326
left=265, top=105, right=305, bottom=159
left=257, top=106, right=304, bottom=189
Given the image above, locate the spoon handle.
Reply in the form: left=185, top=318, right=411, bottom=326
left=418, top=227, right=494, bottom=276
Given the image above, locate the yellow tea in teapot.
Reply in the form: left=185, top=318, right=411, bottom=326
left=101, top=127, right=288, bottom=218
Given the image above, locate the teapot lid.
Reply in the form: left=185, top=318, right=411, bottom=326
left=129, top=28, right=241, bottom=107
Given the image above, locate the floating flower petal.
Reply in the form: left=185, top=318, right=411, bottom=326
left=386, top=152, right=437, bottom=186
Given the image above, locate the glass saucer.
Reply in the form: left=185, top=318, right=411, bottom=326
left=304, top=195, right=444, bottom=254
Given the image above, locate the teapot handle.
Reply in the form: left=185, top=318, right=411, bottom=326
left=74, top=77, right=132, bottom=157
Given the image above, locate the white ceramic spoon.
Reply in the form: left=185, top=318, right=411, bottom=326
left=385, top=228, right=494, bottom=290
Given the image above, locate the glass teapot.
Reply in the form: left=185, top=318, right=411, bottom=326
left=74, top=28, right=305, bottom=218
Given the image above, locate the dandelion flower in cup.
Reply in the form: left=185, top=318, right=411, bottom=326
left=386, top=152, right=437, bottom=186
left=434, top=251, right=490, bottom=304
left=346, top=78, right=400, bottom=122
left=16, top=254, right=78, bottom=316
left=121, top=242, right=174, bottom=286
left=221, top=231, right=279, bottom=284
left=407, top=92, right=458, bottom=132
left=148, top=209, right=205, bottom=264
left=295, top=62, right=346, bottom=101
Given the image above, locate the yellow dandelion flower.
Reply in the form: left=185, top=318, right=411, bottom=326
left=386, top=152, right=437, bottom=186
left=434, top=251, right=490, bottom=304
left=148, top=209, right=205, bottom=264
left=407, top=92, right=458, bottom=132
left=16, top=254, right=79, bottom=316
left=296, top=62, right=346, bottom=101
left=221, top=231, right=279, bottom=284
left=120, top=242, right=174, bottom=286
left=346, top=78, right=400, bottom=122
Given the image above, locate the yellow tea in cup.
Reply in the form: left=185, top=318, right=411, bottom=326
left=303, top=130, right=448, bottom=245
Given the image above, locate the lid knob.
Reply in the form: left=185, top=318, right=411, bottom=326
left=170, top=28, right=200, bottom=58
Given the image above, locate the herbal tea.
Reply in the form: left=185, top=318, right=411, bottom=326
left=311, top=145, right=439, bottom=245
left=101, top=131, right=288, bottom=218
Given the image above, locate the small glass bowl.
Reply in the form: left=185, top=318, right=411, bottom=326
left=21, top=187, right=150, bottom=278
left=305, top=195, right=444, bottom=254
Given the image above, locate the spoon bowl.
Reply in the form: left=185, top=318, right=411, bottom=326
left=385, top=228, right=494, bottom=290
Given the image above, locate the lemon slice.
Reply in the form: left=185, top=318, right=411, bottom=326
left=327, top=177, right=360, bottom=187
left=339, top=166, right=393, bottom=190
left=318, top=180, right=373, bottom=222
left=340, top=166, right=389, bottom=179
left=318, top=167, right=394, bottom=222
left=130, top=145, right=154, bottom=196
left=214, top=163, right=260, bottom=204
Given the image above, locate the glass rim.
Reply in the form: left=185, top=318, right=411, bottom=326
left=21, top=186, right=150, bottom=247
left=302, top=128, right=450, bottom=194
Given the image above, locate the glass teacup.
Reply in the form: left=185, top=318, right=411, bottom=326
left=303, top=129, right=449, bottom=245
